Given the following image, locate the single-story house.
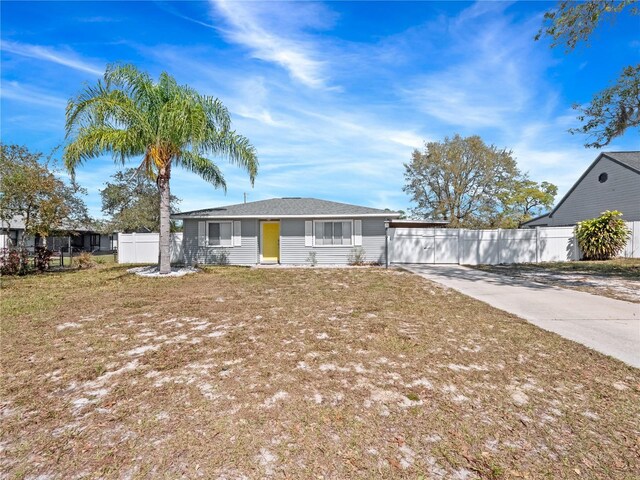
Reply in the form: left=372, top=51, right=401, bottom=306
left=171, top=197, right=401, bottom=266
left=523, top=151, right=640, bottom=227
left=0, top=215, right=117, bottom=252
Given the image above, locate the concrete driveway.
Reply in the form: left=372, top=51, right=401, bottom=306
left=402, top=264, right=640, bottom=368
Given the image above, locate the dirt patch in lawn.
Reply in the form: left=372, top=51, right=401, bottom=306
left=472, top=259, right=640, bottom=303
left=1, top=265, right=639, bottom=479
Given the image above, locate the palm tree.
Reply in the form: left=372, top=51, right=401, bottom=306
left=64, top=64, right=258, bottom=274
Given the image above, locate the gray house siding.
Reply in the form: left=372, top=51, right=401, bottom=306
left=549, top=158, right=640, bottom=226
left=183, top=218, right=259, bottom=266
left=279, top=218, right=386, bottom=265
left=182, top=216, right=388, bottom=265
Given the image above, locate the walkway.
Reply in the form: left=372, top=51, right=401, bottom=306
left=402, top=264, right=640, bottom=368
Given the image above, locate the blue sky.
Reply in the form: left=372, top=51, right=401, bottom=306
left=1, top=1, right=638, bottom=217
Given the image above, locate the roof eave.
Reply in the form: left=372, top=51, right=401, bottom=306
left=521, top=212, right=550, bottom=226
left=171, top=213, right=402, bottom=220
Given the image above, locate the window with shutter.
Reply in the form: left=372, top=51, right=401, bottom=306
left=206, top=221, right=233, bottom=247
left=313, top=220, right=353, bottom=246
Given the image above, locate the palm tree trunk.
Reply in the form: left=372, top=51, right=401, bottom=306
left=157, top=162, right=172, bottom=274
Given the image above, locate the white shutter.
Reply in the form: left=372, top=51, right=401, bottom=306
left=233, top=221, right=242, bottom=246
left=354, top=220, right=362, bottom=246
left=305, top=221, right=313, bottom=247
left=198, top=221, right=206, bottom=247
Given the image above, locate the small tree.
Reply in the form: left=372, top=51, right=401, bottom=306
left=497, top=177, right=558, bottom=228
left=0, top=144, right=89, bottom=273
left=101, top=168, right=181, bottom=233
left=575, top=210, right=630, bottom=260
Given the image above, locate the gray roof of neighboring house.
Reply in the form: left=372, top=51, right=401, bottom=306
left=1, top=215, right=26, bottom=230
left=520, top=212, right=550, bottom=227
left=1, top=215, right=99, bottom=233
left=605, top=151, right=640, bottom=173
left=172, top=197, right=401, bottom=219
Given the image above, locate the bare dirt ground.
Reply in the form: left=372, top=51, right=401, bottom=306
left=472, top=259, right=640, bottom=303
left=1, top=265, right=639, bottom=479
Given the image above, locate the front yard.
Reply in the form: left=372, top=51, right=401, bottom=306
left=1, top=266, right=639, bottom=478
left=471, top=258, right=640, bottom=303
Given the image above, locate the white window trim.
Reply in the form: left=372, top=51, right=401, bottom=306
left=206, top=220, right=234, bottom=248
left=312, top=219, right=354, bottom=247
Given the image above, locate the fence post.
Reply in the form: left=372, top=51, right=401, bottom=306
left=457, top=228, right=462, bottom=265
left=573, top=228, right=579, bottom=260
left=535, top=227, right=540, bottom=263
left=497, top=228, right=502, bottom=264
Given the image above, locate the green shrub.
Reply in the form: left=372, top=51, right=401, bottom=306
left=575, top=210, right=630, bottom=260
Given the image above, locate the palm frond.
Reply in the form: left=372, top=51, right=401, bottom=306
left=65, top=63, right=257, bottom=187
left=64, top=126, right=146, bottom=174
left=177, top=151, right=227, bottom=191
left=203, top=131, right=258, bottom=185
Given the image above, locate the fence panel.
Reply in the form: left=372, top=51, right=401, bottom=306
left=388, top=228, right=434, bottom=263
left=623, top=221, right=640, bottom=258
left=117, top=233, right=183, bottom=264
left=459, top=230, right=499, bottom=265
left=434, top=229, right=459, bottom=263
left=499, top=229, right=537, bottom=264
left=390, top=221, right=640, bottom=266
left=537, top=227, right=576, bottom=262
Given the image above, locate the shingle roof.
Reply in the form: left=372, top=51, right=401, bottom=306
left=604, top=151, right=640, bottom=173
left=172, top=197, right=401, bottom=219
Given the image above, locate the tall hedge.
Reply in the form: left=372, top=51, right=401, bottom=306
left=575, top=210, right=630, bottom=260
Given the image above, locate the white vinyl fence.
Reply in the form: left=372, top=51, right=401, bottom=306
left=117, top=233, right=184, bottom=264
left=389, top=222, right=640, bottom=265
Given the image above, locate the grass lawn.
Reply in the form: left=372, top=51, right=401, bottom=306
left=1, top=265, right=639, bottom=478
left=471, top=258, right=640, bottom=303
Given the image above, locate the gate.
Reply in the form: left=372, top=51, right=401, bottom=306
left=389, top=228, right=459, bottom=264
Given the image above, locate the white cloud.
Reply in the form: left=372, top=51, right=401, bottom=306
left=0, top=81, right=67, bottom=108
left=209, top=0, right=334, bottom=89
left=2, top=40, right=103, bottom=76
left=400, top=6, right=543, bottom=131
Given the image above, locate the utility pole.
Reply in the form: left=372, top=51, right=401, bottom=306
left=244, top=192, right=247, bottom=204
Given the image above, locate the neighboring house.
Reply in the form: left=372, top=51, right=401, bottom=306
left=0, top=215, right=117, bottom=252
left=171, top=197, right=401, bottom=266
left=523, top=151, right=640, bottom=227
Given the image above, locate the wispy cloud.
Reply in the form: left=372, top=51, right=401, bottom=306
left=400, top=5, right=543, bottom=132
left=209, top=0, right=334, bottom=89
left=0, top=81, right=67, bottom=108
left=1, top=40, right=103, bottom=76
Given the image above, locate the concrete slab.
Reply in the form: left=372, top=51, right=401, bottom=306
left=402, top=264, right=640, bottom=368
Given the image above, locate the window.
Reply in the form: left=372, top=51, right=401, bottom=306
left=314, top=221, right=352, bottom=246
left=90, top=234, right=100, bottom=246
left=207, top=221, right=232, bottom=246
left=8, top=230, right=18, bottom=247
left=598, top=172, right=608, bottom=183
